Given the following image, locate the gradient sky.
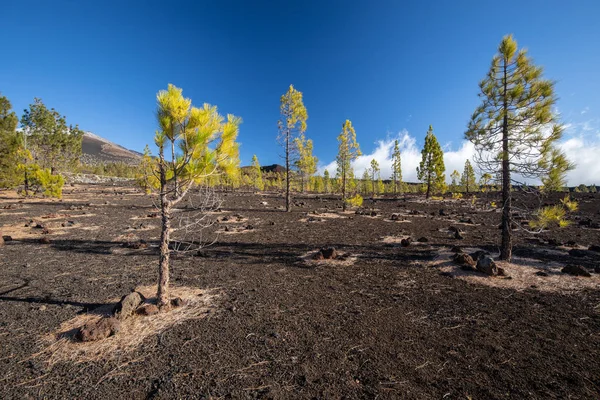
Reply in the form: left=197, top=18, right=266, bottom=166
left=1, top=0, right=599, bottom=183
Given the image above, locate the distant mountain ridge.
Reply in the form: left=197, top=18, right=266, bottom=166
left=80, top=132, right=142, bottom=165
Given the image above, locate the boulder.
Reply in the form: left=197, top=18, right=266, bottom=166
left=114, top=291, right=145, bottom=319
left=453, top=253, right=476, bottom=267
left=569, top=249, right=590, bottom=258
left=470, top=250, right=490, bottom=261
left=476, top=255, right=498, bottom=276
left=400, top=237, right=412, bottom=247
left=77, top=317, right=120, bottom=342
left=561, top=264, right=591, bottom=277
left=390, top=213, right=401, bottom=221
left=170, top=297, right=186, bottom=308
left=320, top=247, right=337, bottom=260
left=136, top=303, right=160, bottom=316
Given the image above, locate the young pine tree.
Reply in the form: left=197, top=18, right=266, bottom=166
left=336, top=120, right=361, bottom=211
left=294, top=133, right=317, bottom=192
left=466, top=34, right=571, bottom=260
left=251, top=155, right=265, bottom=190
left=369, top=159, right=380, bottom=198
left=416, top=125, right=445, bottom=198
left=278, top=85, right=308, bottom=211
left=391, top=139, right=402, bottom=196
left=154, top=84, right=240, bottom=306
left=461, top=160, right=477, bottom=193
left=450, top=170, right=461, bottom=192
left=323, top=169, right=330, bottom=193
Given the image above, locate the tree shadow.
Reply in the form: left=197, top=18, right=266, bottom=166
left=0, top=294, right=113, bottom=314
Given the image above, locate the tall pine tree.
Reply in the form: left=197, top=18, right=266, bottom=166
left=461, top=160, right=476, bottom=193
left=416, top=125, right=445, bottom=198
left=0, top=95, right=21, bottom=188
left=466, top=34, right=571, bottom=260
left=336, top=120, right=361, bottom=211
left=391, top=139, right=402, bottom=195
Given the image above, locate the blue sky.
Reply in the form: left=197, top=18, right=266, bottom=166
left=1, top=0, right=599, bottom=183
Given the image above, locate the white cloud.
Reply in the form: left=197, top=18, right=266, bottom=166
left=318, top=127, right=600, bottom=186
left=319, top=130, right=476, bottom=183
left=581, top=107, right=589, bottom=115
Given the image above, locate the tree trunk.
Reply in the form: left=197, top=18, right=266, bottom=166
left=500, top=58, right=512, bottom=261
left=285, top=133, right=291, bottom=212
left=157, top=148, right=171, bottom=306
left=342, top=165, right=347, bottom=211
left=24, top=170, right=29, bottom=197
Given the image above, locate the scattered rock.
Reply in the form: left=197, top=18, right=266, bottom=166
left=450, top=246, right=463, bottom=253
left=170, top=297, right=185, bottom=308
left=569, top=249, right=590, bottom=258
left=439, top=209, right=447, bottom=216
left=453, top=252, right=476, bottom=267
left=39, top=237, right=51, bottom=244
left=459, top=218, right=474, bottom=224
left=245, top=225, right=254, bottom=230
left=114, top=291, right=145, bottom=319
left=470, top=250, right=490, bottom=261
left=370, top=211, right=377, bottom=217
left=76, top=317, right=120, bottom=342
left=136, top=303, right=160, bottom=316
left=61, top=220, right=76, bottom=227
left=588, top=245, right=600, bottom=253
left=123, top=240, right=148, bottom=249
left=535, top=271, right=549, bottom=277
left=497, top=267, right=507, bottom=277
left=561, top=264, right=591, bottom=277
left=2, top=235, right=12, bottom=242
left=390, top=213, right=401, bottom=221
left=320, top=247, right=337, bottom=260
left=417, top=237, right=428, bottom=243
left=547, top=238, right=563, bottom=247
left=476, top=255, right=498, bottom=276
left=400, top=237, right=412, bottom=247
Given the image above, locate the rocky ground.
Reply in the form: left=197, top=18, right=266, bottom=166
left=0, top=184, right=599, bottom=399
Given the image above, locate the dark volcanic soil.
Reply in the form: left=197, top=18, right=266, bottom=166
left=1, top=185, right=599, bottom=399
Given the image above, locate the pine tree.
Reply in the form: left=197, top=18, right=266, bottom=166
left=154, top=84, right=240, bottom=306
left=20, top=98, right=84, bottom=175
left=294, top=133, right=317, bottom=192
left=466, top=34, right=571, bottom=261
left=336, top=120, right=361, bottom=210
left=137, top=145, right=159, bottom=193
left=450, top=170, right=461, bottom=192
left=278, top=85, right=308, bottom=211
left=0, top=95, right=21, bottom=188
left=323, top=169, right=330, bottom=193
left=360, top=169, right=370, bottom=195
left=541, top=147, right=572, bottom=192
left=391, top=139, right=402, bottom=195
left=369, top=159, right=380, bottom=198
left=251, top=155, right=264, bottom=190
left=461, top=160, right=477, bottom=193
left=416, top=125, right=445, bottom=198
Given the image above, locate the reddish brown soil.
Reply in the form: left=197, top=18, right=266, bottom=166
left=0, top=185, right=599, bottom=399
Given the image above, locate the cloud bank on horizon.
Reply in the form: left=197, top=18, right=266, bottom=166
left=318, top=120, right=600, bottom=186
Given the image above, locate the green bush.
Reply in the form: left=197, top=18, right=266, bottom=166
left=346, top=193, right=363, bottom=208
left=34, top=168, right=64, bottom=198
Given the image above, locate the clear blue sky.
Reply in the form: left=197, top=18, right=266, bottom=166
left=1, top=1, right=599, bottom=182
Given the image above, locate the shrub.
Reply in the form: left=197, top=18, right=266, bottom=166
left=346, top=194, right=363, bottom=208
left=529, top=205, right=569, bottom=230
left=560, top=195, right=578, bottom=212
left=452, top=192, right=463, bottom=199
left=430, top=196, right=444, bottom=201
left=34, top=168, right=64, bottom=198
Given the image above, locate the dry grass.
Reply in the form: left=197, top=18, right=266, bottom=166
left=36, top=285, right=219, bottom=366
left=432, top=247, right=600, bottom=294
